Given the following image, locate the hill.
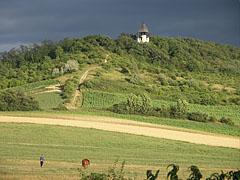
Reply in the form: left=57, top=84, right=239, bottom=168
left=0, top=35, right=239, bottom=106
left=0, top=35, right=240, bottom=129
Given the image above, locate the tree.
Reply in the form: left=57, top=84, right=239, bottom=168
left=0, top=89, right=39, bottom=111
left=170, top=99, right=189, bottom=118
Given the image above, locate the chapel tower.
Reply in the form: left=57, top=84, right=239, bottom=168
left=136, top=21, right=150, bottom=43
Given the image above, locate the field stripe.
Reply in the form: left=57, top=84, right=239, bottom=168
left=0, top=115, right=239, bottom=149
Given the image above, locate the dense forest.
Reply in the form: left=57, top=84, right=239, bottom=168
left=0, top=34, right=239, bottom=106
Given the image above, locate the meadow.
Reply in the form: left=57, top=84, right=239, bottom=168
left=0, top=122, right=239, bottom=180
left=32, top=92, right=63, bottom=110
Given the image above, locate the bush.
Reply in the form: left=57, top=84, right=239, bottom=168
left=112, top=93, right=152, bottom=115
left=219, top=117, right=234, bottom=126
left=152, top=105, right=170, bottom=118
left=209, top=116, right=217, bottom=123
left=0, top=89, right=40, bottom=111
left=79, top=160, right=127, bottom=180
left=62, top=76, right=79, bottom=101
left=169, top=99, right=189, bottom=119
left=187, top=112, right=209, bottom=123
left=82, top=80, right=94, bottom=88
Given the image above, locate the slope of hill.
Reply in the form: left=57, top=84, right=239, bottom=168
left=0, top=35, right=239, bottom=106
left=0, top=35, right=240, bottom=129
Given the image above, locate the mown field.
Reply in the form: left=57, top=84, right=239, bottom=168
left=0, top=122, right=239, bottom=180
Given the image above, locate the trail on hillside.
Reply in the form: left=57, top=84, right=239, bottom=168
left=67, top=66, right=99, bottom=109
left=0, top=115, right=239, bottom=149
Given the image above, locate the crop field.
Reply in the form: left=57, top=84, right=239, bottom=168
left=81, top=91, right=240, bottom=124
left=81, top=91, right=127, bottom=108
left=0, top=122, right=239, bottom=180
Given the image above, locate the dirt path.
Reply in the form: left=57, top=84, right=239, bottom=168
left=67, top=66, right=99, bottom=109
left=0, top=115, right=239, bottom=149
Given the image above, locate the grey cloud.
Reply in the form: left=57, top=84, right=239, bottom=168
left=0, top=0, right=239, bottom=52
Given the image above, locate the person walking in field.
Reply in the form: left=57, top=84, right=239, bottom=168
left=40, top=154, right=45, bottom=168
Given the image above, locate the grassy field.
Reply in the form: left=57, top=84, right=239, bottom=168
left=32, top=92, right=64, bottom=110
left=0, top=122, right=239, bottom=180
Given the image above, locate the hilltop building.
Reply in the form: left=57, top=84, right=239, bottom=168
left=136, top=22, right=150, bottom=43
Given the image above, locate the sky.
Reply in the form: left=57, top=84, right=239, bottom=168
left=0, top=0, right=239, bottom=52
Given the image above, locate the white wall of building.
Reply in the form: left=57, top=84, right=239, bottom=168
left=137, top=35, right=149, bottom=43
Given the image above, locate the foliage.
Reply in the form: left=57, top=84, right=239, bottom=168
left=167, top=164, right=179, bottom=180
left=169, top=99, right=189, bottom=119
left=0, top=89, right=39, bottom=111
left=219, top=117, right=235, bottom=126
left=79, top=160, right=128, bottom=180
left=146, top=169, right=160, bottom=180
left=187, top=165, right=203, bottom=180
left=112, top=93, right=153, bottom=115
left=62, top=76, right=79, bottom=102
left=187, top=112, right=209, bottom=123
left=0, top=35, right=239, bottom=106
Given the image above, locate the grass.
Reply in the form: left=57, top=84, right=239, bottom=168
left=3, top=80, right=59, bottom=94
left=0, top=122, right=239, bottom=179
left=32, top=92, right=64, bottom=110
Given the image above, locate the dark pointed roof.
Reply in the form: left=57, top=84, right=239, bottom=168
left=138, top=21, right=149, bottom=32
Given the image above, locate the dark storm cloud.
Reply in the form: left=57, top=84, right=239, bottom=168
left=0, top=0, right=239, bottom=52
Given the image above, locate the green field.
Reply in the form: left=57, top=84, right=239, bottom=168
left=5, top=80, right=59, bottom=94
left=0, top=122, right=239, bottom=180
left=32, top=92, right=63, bottom=110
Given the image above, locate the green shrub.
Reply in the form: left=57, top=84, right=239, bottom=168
left=82, top=80, right=94, bottom=88
left=187, top=112, right=209, bottom=123
left=169, top=99, right=189, bottom=119
left=62, top=76, right=79, bottom=101
left=112, top=93, right=153, bottom=115
left=209, top=116, right=217, bottom=123
left=219, top=117, right=234, bottom=126
left=79, top=160, right=127, bottom=180
left=146, top=169, right=160, bottom=180
left=167, top=164, right=179, bottom=180
left=187, top=165, right=203, bottom=180
left=0, top=89, right=39, bottom=111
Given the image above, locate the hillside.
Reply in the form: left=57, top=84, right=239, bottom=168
left=0, top=35, right=239, bottom=106
left=0, top=35, right=240, bottom=128
left=0, top=35, right=240, bottom=179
